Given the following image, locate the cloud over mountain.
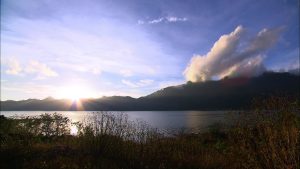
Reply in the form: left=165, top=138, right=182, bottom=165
left=184, top=25, right=283, bottom=82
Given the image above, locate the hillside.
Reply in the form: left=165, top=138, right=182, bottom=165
left=1, top=72, right=299, bottom=111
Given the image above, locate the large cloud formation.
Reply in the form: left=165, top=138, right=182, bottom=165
left=184, top=25, right=282, bottom=82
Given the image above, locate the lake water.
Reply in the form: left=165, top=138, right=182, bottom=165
left=0, top=111, right=230, bottom=133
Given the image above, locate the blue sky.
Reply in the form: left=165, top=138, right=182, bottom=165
left=1, top=0, right=299, bottom=100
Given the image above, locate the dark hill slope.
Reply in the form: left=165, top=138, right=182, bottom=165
left=1, top=72, right=299, bottom=111
left=137, top=72, right=299, bottom=110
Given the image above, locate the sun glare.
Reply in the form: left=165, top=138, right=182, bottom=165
left=57, top=85, right=95, bottom=101
left=70, top=125, right=78, bottom=135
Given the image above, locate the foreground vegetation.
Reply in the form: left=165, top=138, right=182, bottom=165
left=1, top=96, right=299, bottom=169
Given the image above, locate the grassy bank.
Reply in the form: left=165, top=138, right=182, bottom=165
left=1, top=96, right=299, bottom=169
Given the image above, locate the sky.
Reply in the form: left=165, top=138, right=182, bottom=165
left=1, top=0, right=299, bottom=100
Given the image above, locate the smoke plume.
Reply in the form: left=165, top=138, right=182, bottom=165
left=184, top=25, right=282, bottom=82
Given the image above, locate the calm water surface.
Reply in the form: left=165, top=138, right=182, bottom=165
left=0, top=111, right=229, bottom=132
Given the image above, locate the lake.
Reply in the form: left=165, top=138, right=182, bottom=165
left=0, top=111, right=230, bottom=133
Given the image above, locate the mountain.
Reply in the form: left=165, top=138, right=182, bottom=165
left=139, top=72, right=299, bottom=110
left=1, top=72, right=299, bottom=111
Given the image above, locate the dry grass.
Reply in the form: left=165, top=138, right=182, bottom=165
left=228, top=96, right=300, bottom=169
left=0, top=96, right=299, bottom=169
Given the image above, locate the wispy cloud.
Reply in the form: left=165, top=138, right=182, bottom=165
left=158, top=79, right=185, bottom=89
left=1, top=82, right=58, bottom=100
left=149, top=17, right=165, bottom=24
left=2, top=0, right=296, bottom=100
left=267, top=47, right=300, bottom=71
left=138, top=16, right=188, bottom=25
left=5, top=58, right=58, bottom=79
left=5, top=58, right=22, bottom=75
left=25, top=60, right=58, bottom=78
left=2, top=17, right=179, bottom=78
left=122, top=79, right=154, bottom=88
left=184, top=25, right=283, bottom=82
left=91, top=67, right=102, bottom=75
left=120, top=69, right=133, bottom=77
left=166, top=17, right=188, bottom=22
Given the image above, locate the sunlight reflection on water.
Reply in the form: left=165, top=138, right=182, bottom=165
left=0, top=111, right=228, bottom=133
left=70, top=125, right=78, bottom=135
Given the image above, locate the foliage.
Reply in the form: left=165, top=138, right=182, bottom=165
left=0, top=96, right=299, bottom=169
left=228, top=96, right=300, bottom=169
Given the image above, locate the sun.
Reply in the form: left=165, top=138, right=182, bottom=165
left=57, top=85, right=94, bottom=101
left=66, top=91, right=82, bottom=101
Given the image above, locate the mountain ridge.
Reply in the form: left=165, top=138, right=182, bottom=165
left=1, top=72, right=299, bottom=111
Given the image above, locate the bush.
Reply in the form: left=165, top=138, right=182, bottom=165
left=228, top=96, right=300, bottom=169
left=0, top=97, right=299, bottom=169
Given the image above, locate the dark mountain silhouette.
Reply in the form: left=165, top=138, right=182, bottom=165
left=1, top=72, right=299, bottom=111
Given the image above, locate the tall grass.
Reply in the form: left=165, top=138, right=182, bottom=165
left=228, top=96, right=300, bottom=169
left=0, top=96, right=299, bottom=169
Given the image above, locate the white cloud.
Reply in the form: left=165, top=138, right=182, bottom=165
left=25, top=60, right=58, bottom=78
left=98, top=90, right=144, bottom=98
left=139, top=79, right=154, bottom=86
left=91, top=67, right=101, bottom=75
left=219, top=55, right=266, bottom=78
left=184, top=25, right=282, bottom=82
left=5, top=58, right=22, bottom=75
left=122, top=79, right=154, bottom=88
left=2, top=18, right=179, bottom=78
left=122, top=79, right=138, bottom=88
left=149, top=17, right=164, bottom=24
left=120, top=69, right=133, bottom=77
left=5, top=58, right=58, bottom=79
left=158, top=80, right=185, bottom=89
left=139, top=16, right=188, bottom=24
left=1, top=82, right=58, bottom=101
left=137, top=20, right=145, bottom=25
left=166, top=17, right=188, bottom=22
